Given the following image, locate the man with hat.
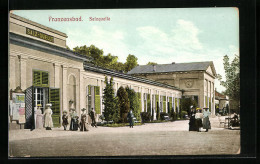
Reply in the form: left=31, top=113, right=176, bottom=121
left=62, top=110, right=69, bottom=130
left=80, top=108, right=88, bottom=131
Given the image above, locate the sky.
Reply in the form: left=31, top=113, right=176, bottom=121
left=12, top=8, right=239, bottom=92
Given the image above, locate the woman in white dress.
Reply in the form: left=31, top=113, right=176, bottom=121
left=43, top=104, right=53, bottom=130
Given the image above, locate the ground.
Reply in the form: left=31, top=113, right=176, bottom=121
left=9, top=116, right=240, bottom=157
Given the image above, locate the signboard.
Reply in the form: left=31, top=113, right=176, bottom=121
left=26, top=28, right=54, bottom=43
left=11, top=93, right=25, bottom=121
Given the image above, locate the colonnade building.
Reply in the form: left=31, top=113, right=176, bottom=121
left=9, top=14, right=183, bottom=128
left=128, top=61, right=216, bottom=114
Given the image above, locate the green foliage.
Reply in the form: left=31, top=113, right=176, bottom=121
left=169, top=111, right=177, bottom=121
left=125, top=87, right=141, bottom=121
left=217, top=55, right=240, bottom=102
left=146, top=62, right=158, bottom=65
left=124, top=54, right=138, bottom=73
left=116, top=86, right=130, bottom=123
left=160, top=112, right=169, bottom=120
left=180, top=97, right=198, bottom=116
left=180, top=111, right=188, bottom=119
left=140, top=112, right=151, bottom=123
left=103, top=76, right=117, bottom=122
left=163, top=96, right=166, bottom=112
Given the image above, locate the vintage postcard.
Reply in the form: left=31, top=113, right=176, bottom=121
left=8, top=8, right=240, bottom=157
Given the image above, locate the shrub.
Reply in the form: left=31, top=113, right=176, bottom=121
left=180, top=111, right=188, bottom=119
left=169, top=111, right=177, bottom=121
left=140, top=112, right=151, bottom=123
left=160, top=112, right=169, bottom=120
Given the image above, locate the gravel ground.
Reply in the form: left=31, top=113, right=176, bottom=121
left=9, top=116, right=240, bottom=157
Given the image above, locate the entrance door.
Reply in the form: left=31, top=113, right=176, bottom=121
left=49, top=88, right=60, bottom=127
left=34, top=87, right=48, bottom=113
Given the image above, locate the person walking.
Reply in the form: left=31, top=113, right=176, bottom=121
left=203, top=107, right=211, bottom=132
left=127, top=110, right=134, bottom=128
left=62, top=110, right=69, bottom=130
left=35, top=104, right=43, bottom=129
left=80, top=108, right=88, bottom=131
left=69, top=109, right=78, bottom=131
left=195, top=108, right=203, bottom=132
left=43, top=104, right=53, bottom=130
left=89, top=108, right=97, bottom=128
left=189, top=110, right=196, bottom=131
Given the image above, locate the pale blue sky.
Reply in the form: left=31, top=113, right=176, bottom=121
left=12, top=8, right=239, bottom=92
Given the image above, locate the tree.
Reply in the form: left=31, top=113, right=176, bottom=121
left=146, top=62, right=157, bottom=65
left=217, top=55, right=240, bottom=103
left=116, top=86, right=130, bottom=123
left=125, top=86, right=141, bottom=121
left=180, top=97, right=198, bottom=116
left=124, top=54, right=138, bottom=73
left=103, top=76, right=117, bottom=122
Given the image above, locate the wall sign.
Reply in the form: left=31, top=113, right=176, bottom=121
left=26, top=28, right=54, bottom=43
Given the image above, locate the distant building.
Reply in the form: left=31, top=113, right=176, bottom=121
left=128, top=62, right=217, bottom=114
left=214, top=91, right=229, bottom=114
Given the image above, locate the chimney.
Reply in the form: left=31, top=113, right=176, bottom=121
left=172, top=62, right=175, bottom=64
left=153, top=65, right=156, bottom=72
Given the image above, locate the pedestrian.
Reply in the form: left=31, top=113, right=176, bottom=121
left=89, top=108, right=97, bottom=127
left=62, top=110, right=69, bottom=130
left=69, top=108, right=78, bottom=131
left=35, top=104, right=43, bottom=129
left=203, top=107, right=211, bottom=132
left=80, top=108, right=88, bottom=132
left=43, top=104, right=53, bottom=130
left=127, top=110, right=134, bottom=128
left=188, top=110, right=196, bottom=131
left=195, top=108, right=203, bottom=132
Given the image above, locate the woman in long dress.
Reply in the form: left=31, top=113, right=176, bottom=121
left=70, top=109, right=78, bottom=131
left=36, top=104, right=43, bottom=129
left=62, top=110, right=69, bottom=130
left=195, top=109, right=203, bottom=132
left=203, top=108, right=211, bottom=132
left=43, top=104, right=53, bottom=130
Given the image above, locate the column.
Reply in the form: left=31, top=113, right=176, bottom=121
left=79, top=70, right=85, bottom=110
left=62, top=66, right=68, bottom=111
left=9, top=55, right=16, bottom=90
left=20, top=56, right=27, bottom=90
left=158, top=91, right=161, bottom=112
left=141, top=87, right=144, bottom=112
left=54, top=63, right=60, bottom=88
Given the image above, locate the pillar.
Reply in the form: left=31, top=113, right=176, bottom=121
left=62, top=66, right=68, bottom=111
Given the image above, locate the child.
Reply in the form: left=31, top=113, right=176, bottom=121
left=62, top=111, right=69, bottom=130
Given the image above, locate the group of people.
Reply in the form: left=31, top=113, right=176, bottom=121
left=34, top=103, right=97, bottom=131
left=189, top=107, right=211, bottom=132
left=62, top=108, right=97, bottom=131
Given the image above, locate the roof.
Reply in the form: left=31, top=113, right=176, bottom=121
left=10, top=32, right=92, bottom=62
left=215, top=91, right=228, bottom=100
left=10, top=13, right=68, bottom=38
left=127, top=61, right=216, bottom=76
left=84, top=63, right=182, bottom=91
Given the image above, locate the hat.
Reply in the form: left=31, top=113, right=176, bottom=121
left=46, top=103, right=52, bottom=107
left=81, top=108, right=86, bottom=111
left=71, top=108, right=76, bottom=111
left=63, top=110, right=68, bottom=113
left=196, top=108, right=201, bottom=110
left=37, top=104, right=42, bottom=107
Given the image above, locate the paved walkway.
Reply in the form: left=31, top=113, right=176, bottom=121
left=9, top=116, right=227, bottom=141
left=9, top=116, right=240, bottom=157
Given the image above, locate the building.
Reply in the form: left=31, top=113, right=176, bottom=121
left=9, top=13, right=183, bottom=129
left=127, top=62, right=217, bottom=114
